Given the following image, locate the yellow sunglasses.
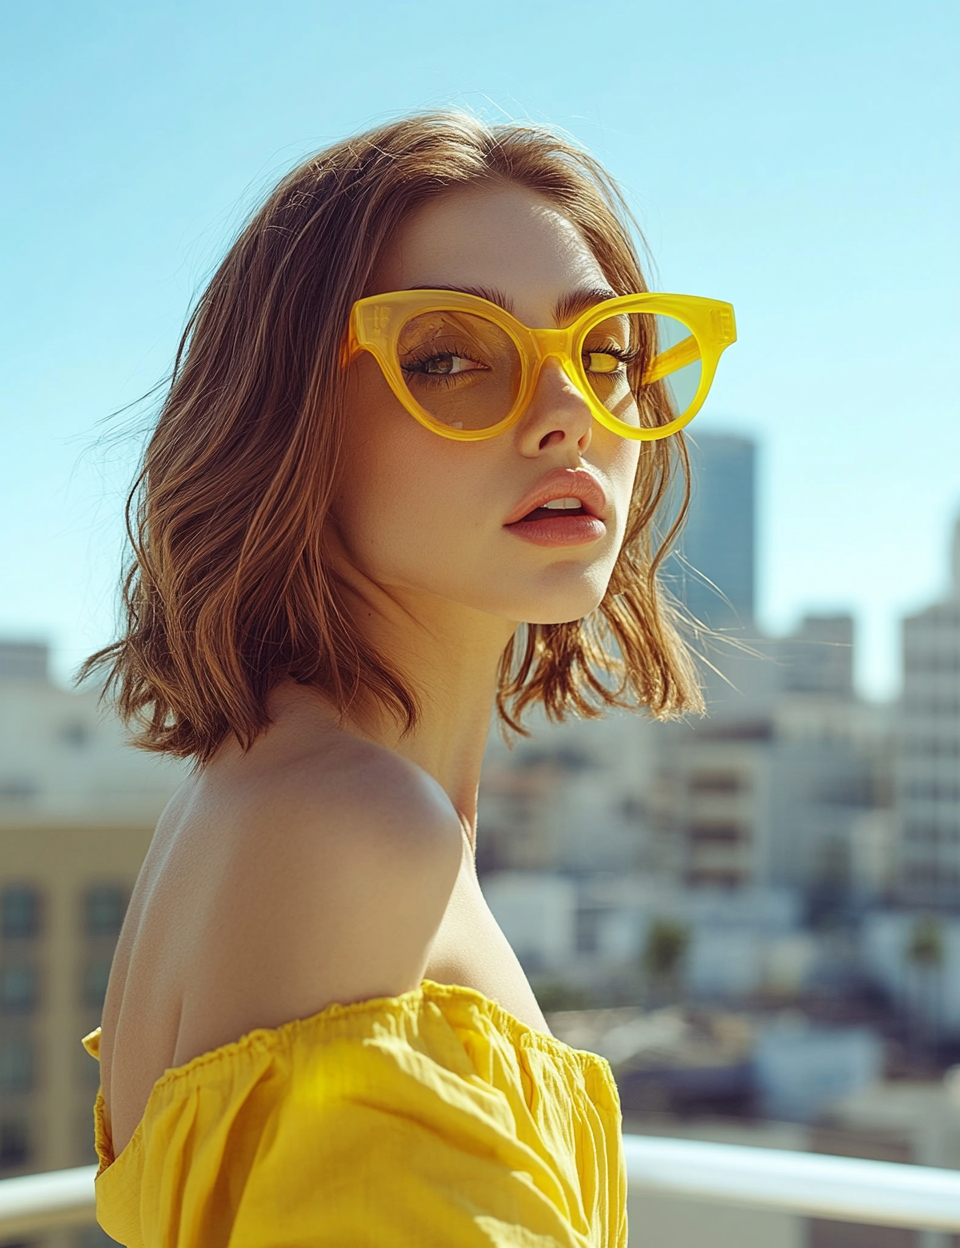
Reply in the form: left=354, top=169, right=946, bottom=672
left=343, top=289, right=736, bottom=442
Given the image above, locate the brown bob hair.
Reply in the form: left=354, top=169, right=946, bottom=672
left=79, top=111, right=703, bottom=766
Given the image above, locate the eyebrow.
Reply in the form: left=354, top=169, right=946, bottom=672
left=403, top=283, right=620, bottom=326
left=405, top=283, right=515, bottom=312
left=553, top=285, right=620, bottom=325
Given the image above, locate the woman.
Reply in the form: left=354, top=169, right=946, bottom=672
left=80, top=111, right=735, bottom=1246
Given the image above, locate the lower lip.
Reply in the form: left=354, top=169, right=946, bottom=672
left=504, top=515, right=607, bottom=547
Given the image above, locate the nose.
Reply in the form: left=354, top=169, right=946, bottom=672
left=515, top=354, right=594, bottom=456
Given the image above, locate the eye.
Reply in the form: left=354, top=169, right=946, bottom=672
left=583, top=351, right=624, bottom=375
left=412, top=353, right=485, bottom=376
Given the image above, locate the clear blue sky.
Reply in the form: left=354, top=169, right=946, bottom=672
left=1, top=0, right=957, bottom=700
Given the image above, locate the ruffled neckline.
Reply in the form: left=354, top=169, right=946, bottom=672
left=82, top=977, right=618, bottom=1174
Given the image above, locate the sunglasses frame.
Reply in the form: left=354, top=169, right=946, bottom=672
left=343, top=289, right=736, bottom=442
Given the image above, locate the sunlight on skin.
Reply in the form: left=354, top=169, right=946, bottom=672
left=318, top=183, right=642, bottom=834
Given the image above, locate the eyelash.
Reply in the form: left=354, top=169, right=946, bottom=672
left=584, top=341, right=640, bottom=366
left=398, top=339, right=642, bottom=389
left=400, top=341, right=486, bottom=379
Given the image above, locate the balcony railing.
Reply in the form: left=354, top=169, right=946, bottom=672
left=1, top=1136, right=959, bottom=1238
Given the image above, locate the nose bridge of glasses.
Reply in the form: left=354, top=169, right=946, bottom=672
left=521, top=326, right=597, bottom=419
left=525, top=326, right=586, bottom=399
left=527, top=325, right=574, bottom=364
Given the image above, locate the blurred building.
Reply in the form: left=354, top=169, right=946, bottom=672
left=0, top=640, right=185, bottom=1183
left=481, top=867, right=819, bottom=1007
left=774, top=614, right=854, bottom=697
left=894, top=515, right=960, bottom=910
left=478, top=709, right=660, bottom=876
left=649, top=616, right=894, bottom=905
left=674, top=431, right=756, bottom=631
left=861, top=909, right=960, bottom=1042
left=814, top=1063, right=960, bottom=1170
left=543, top=993, right=885, bottom=1126
left=751, top=1016, right=884, bottom=1123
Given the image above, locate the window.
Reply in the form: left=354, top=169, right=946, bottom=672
left=1, top=886, right=42, bottom=938
left=686, top=869, right=742, bottom=888
left=0, top=966, right=38, bottom=1014
left=689, top=772, right=743, bottom=795
left=822, top=775, right=877, bottom=805
left=0, top=1117, right=30, bottom=1170
left=575, top=909, right=601, bottom=955
left=83, top=884, right=128, bottom=937
left=689, top=822, right=744, bottom=844
left=620, top=796, right=646, bottom=822
left=689, top=773, right=739, bottom=793
left=698, top=720, right=773, bottom=742
left=81, top=958, right=112, bottom=1009
left=60, top=721, right=91, bottom=748
left=0, top=1037, right=35, bottom=1093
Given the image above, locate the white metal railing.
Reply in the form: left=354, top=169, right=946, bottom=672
left=0, top=1162, right=98, bottom=1236
left=623, top=1135, right=960, bottom=1231
left=1, top=1137, right=959, bottom=1238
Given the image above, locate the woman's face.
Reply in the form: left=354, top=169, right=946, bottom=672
left=333, top=182, right=642, bottom=627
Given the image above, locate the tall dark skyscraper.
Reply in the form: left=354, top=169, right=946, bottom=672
left=672, top=432, right=756, bottom=630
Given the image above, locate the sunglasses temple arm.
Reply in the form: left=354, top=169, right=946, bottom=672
left=642, top=334, right=700, bottom=385
left=339, top=326, right=363, bottom=369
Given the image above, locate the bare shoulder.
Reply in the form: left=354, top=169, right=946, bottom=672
left=227, top=728, right=463, bottom=853
left=169, top=731, right=464, bottom=1066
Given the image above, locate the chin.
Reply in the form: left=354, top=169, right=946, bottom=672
left=524, top=608, right=603, bottom=627
left=511, top=585, right=609, bottom=627
left=493, top=565, right=610, bottom=626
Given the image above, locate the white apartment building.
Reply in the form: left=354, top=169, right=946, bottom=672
left=895, top=517, right=960, bottom=909
left=478, top=615, right=895, bottom=906
left=478, top=707, right=661, bottom=876
left=648, top=625, right=894, bottom=902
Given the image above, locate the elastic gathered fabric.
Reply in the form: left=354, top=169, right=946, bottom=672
left=81, top=979, right=627, bottom=1247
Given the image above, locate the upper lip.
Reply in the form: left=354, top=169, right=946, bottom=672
left=504, top=467, right=608, bottom=526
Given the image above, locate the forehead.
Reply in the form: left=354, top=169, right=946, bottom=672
left=369, top=183, right=609, bottom=326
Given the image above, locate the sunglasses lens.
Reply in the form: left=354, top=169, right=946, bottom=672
left=396, top=311, right=521, bottom=431
left=583, top=312, right=703, bottom=430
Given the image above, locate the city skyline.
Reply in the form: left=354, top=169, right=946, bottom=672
left=1, top=0, right=957, bottom=699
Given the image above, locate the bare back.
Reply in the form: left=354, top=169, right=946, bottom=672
left=98, top=688, right=550, bottom=1160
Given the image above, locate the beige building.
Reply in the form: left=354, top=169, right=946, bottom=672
left=0, top=640, right=185, bottom=1212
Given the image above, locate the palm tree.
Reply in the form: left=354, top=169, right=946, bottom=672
left=905, top=913, right=945, bottom=1067
left=641, top=917, right=690, bottom=1007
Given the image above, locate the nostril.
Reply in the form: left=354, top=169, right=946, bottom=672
left=522, top=359, right=595, bottom=451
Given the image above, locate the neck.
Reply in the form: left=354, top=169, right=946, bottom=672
left=335, top=574, right=518, bottom=852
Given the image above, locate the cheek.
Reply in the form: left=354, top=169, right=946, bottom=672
left=335, top=380, right=473, bottom=575
left=617, top=440, right=643, bottom=490
left=335, top=365, right=412, bottom=540
left=598, top=434, right=642, bottom=537
left=336, top=437, right=421, bottom=562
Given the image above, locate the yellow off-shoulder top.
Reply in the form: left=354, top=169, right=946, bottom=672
left=81, top=978, right=627, bottom=1247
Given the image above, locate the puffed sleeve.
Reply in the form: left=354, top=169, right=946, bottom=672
left=87, top=982, right=627, bottom=1248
